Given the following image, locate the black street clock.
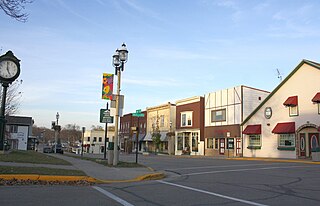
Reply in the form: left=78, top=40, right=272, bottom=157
left=0, top=51, right=20, bottom=83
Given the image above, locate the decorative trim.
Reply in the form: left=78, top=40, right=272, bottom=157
left=277, top=147, right=295, bottom=151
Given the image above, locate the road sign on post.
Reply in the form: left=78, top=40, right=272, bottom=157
left=100, top=109, right=114, bottom=123
left=132, top=109, right=145, bottom=117
left=132, top=109, right=145, bottom=163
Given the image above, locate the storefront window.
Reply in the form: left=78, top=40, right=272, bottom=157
left=177, top=133, right=183, bottom=150
left=249, top=135, right=261, bottom=146
left=192, top=132, right=198, bottom=152
left=207, top=138, right=214, bottom=148
left=279, top=134, right=295, bottom=147
left=214, top=138, right=219, bottom=149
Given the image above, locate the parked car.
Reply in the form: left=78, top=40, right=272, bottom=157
left=54, top=144, right=64, bottom=154
left=43, top=145, right=53, bottom=153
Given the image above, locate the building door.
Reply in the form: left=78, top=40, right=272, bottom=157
left=236, top=138, right=241, bottom=156
left=299, top=133, right=306, bottom=157
left=309, top=133, right=319, bottom=156
left=219, top=138, right=225, bottom=155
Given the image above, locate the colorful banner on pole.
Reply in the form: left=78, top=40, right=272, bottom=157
left=102, top=73, right=114, bottom=100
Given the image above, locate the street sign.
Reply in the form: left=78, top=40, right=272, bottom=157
left=100, top=109, right=114, bottom=123
left=132, top=109, right=145, bottom=117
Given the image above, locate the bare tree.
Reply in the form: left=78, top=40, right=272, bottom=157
left=0, top=79, right=23, bottom=115
left=0, top=0, right=33, bottom=22
left=61, top=124, right=81, bottom=143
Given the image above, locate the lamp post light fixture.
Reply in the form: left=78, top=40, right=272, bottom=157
left=112, top=43, right=128, bottom=166
left=56, top=112, right=60, bottom=125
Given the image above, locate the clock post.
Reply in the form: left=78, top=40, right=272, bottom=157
left=0, top=51, right=21, bottom=151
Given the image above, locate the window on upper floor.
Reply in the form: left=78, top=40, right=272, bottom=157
left=87, top=137, right=90, bottom=141
left=283, top=96, right=299, bottom=117
left=181, top=111, right=192, bottom=127
left=6, top=125, right=18, bottom=133
left=211, top=109, right=226, bottom=122
left=160, top=115, right=165, bottom=127
left=93, top=137, right=97, bottom=142
left=99, top=137, right=102, bottom=142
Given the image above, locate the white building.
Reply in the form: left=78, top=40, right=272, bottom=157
left=82, top=127, right=115, bottom=154
left=205, top=85, right=270, bottom=157
left=6, top=116, right=33, bottom=150
left=242, top=60, right=320, bottom=159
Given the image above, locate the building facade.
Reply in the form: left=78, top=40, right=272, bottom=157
left=82, top=127, right=115, bottom=154
left=6, top=116, right=33, bottom=150
left=175, top=96, right=205, bottom=155
left=204, top=85, right=270, bottom=157
left=242, top=60, right=320, bottom=159
left=143, top=102, right=176, bottom=154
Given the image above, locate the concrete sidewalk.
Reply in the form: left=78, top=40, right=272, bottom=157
left=0, top=153, right=164, bottom=184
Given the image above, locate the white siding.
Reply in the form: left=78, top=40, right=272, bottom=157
left=243, top=63, right=320, bottom=159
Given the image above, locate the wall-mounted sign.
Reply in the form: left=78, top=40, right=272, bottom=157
left=264, top=107, right=272, bottom=119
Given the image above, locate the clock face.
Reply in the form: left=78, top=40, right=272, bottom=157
left=264, top=107, right=272, bottom=119
left=0, top=60, right=18, bottom=79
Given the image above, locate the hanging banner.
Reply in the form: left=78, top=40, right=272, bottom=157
left=102, top=73, right=114, bottom=100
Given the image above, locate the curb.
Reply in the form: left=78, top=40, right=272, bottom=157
left=227, top=157, right=320, bottom=165
left=0, top=172, right=165, bottom=184
left=0, top=174, right=97, bottom=182
left=95, top=172, right=166, bottom=184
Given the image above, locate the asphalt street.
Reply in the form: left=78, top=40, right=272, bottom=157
left=1, top=155, right=320, bottom=206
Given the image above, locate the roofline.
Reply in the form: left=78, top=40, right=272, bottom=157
left=241, top=59, right=320, bottom=125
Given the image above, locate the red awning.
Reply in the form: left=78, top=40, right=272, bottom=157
left=272, top=122, right=295, bottom=134
left=243, top=125, right=261, bottom=135
left=283, top=96, right=298, bottom=106
left=312, top=92, right=320, bottom=103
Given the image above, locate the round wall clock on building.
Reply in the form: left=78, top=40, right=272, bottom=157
left=0, top=51, right=20, bottom=83
left=264, top=107, right=272, bottom=119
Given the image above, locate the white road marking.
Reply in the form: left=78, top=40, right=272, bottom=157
left=157, top=180, right=268, bottom=206
left=184, top=165, right=308, bottom=176
left=92, top=186, right=134, bottom=206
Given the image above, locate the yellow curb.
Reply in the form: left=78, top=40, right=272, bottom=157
left=227, top=157, right=320, bottom=165
left=0, top=174, right=97, bottom=183
left=95, top=172, right=165, bottom=184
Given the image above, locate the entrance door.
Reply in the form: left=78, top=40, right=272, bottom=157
left=219, top=138, right=225, bottom=155
left=309, top=133, right=319, bottom=156
left=236, top=138, right=241, bottom=156
left=299, top=133, right=306, bottom=157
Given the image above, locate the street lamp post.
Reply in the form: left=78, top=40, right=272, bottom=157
left=112, top=43, right=128, bottom=166
left=81, top=127, right=85, bottom=156
left=54, top=112, right=60, bottom=153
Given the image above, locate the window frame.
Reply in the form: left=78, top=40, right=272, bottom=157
left=211, top=109, right=226, bottom=122
left=278, top=133, right=295, bottom=147
left=207, top=138, right=214, bottom=149
left=289, top=106, right=299, bottom=116
left=181, top=111, right=193, bottom=127
left=248, top=134, right=261, bottom=148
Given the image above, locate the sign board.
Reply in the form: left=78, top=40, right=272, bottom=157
left=111, top=95, right=124, bottom=109
left=132, top=109, right=145, bottom=117
left=100, top=109, right=114, bottom=123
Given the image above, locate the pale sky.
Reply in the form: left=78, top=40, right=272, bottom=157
left=1, top=0, right=319, bottom=129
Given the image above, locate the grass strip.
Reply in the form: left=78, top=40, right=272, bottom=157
left=0, top=150, right=71, bottom=165
left=0, top=165, right=86, bottom=176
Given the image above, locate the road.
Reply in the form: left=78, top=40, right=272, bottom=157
left=1, top=154, right=320, bottom=206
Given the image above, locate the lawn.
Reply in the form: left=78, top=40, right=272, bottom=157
left=0, top=166, right=86, bottom=176
left=0, top=150, right=71, bottom=165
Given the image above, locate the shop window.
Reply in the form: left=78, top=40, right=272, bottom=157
left=248, top=135, right=261, bottom=149
left=207, top=138, right=214, bottom=149
left=278, top=134, right=295, bottom=150
left=177, top=133, right=183, bottom=150
left=192, top=132, right=198, bottom=152
left=214, top=138, right=219, bottom=149
left=211, top=109, right=226, bottom=122
left=181, top=111, right=193, bottom=127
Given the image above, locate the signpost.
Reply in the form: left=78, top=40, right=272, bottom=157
left=132, top=109, right=145, bottom=163
left=100, top=104, right=113, bottom=159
